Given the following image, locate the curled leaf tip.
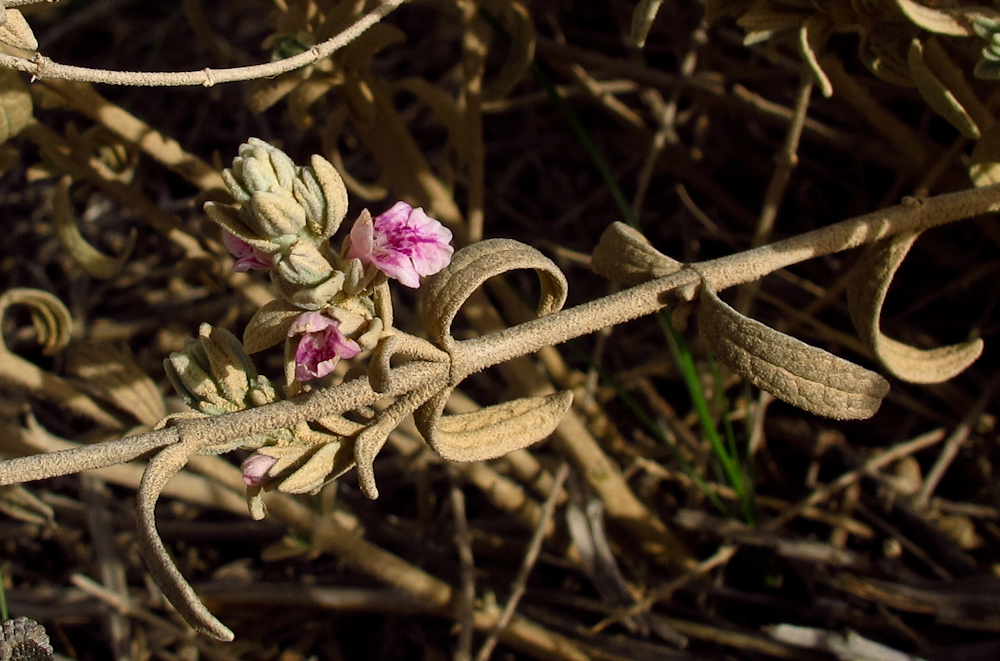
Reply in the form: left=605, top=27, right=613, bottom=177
left=849, top=232, right=985, bottom=384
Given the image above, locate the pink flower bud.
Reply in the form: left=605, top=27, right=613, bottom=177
left=347, top=202, right=454, bottom=288
left=223, top=232, right=273, bottom=273
left=241, top=453, right=277, bottom=486
left=288, top=312, right=361, bottom=382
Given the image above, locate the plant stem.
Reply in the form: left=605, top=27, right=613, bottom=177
left=2, top=183, right=998, bottom=488
left=461, top=182, right=1000, bottom=370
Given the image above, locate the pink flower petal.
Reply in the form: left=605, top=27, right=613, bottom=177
left=347, top=202, right=454, bottom=288
left=289, top=312, right=361, bottom=382
left=223, top=232, right=272, bottom=272
left=346, top=211, right=374, bottom=262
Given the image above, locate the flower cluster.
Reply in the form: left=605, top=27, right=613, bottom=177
left=197, top=139, right=454, bottom=492
left=206, top=139, right=453, bottom=389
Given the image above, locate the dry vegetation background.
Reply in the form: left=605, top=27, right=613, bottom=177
left=0, top=0, right=999, bottom=659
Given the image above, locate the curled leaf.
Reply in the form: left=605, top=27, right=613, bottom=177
left=698, top=280, right=889, bottom=420
left=0, top=288, right=72, bottom=356
left=353, top=380, right=440, bottom=499
left=908, top=38, right=981, bottom=139
left=848, top=232, right=983, bottom=384
left=415, top=388, right=573, bottom=463
left=420, top=238, right=567, bottom=349
left=591, top=222, right=682, bottom=285
left=0, top=289, right=119, bottom=427
left=136, top=440, right=234, bottom=641
left=53, top=176, right=137, bottom=279
left=413, top=239, right=574, bottom=461
left=481, top=2, right=536, bottom=101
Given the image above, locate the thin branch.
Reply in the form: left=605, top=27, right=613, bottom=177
left=0, top=0, right=407, bottom=86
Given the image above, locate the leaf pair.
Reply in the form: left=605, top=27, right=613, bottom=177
left=593, top=222, right=983, bottom=421
left=360, top=239, right=574, bottom=497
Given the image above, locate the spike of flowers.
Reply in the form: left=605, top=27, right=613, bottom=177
left=348, top=202, right=454, bottom=288
left=289, top=312, right=361, bottom=382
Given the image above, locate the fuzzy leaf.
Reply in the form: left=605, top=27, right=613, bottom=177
left=243, top=300, right=302, bottom=354
left=415, top=389, right=574, bottom=462
left=848, top=232, right=983, bottom=384
left=591, top=221, right=682, bottom=285
left=137, top=441, right=235, bottom=641
left=420, top=238, right=567, bottom=347
left=699, top=281, right=889, bottom=420
left=276, top=440, right=348, bottom=495
left=0, top=9, right=37, bottom=50
left=52, top=177, right=137, bottom=279
left=0, top=68, right=31, bottom=144
left=908, top=38, right=981, bottom=138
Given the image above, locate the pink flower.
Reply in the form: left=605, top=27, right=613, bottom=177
left=347, top=202, right=454, bottom=288
left=241, top=453, right=277, bottom=486
left=223, top=232, right=273, bottom=273
left=288, top=312, right=361, bottom=382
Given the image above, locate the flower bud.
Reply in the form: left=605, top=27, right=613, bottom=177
left=206, top=139, right=349, bottom=247
left=241, top=453, right=278, bottom=486
left=164, top=324, right=277, bottom=416
left=272, top=239, right=336, bottom=287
